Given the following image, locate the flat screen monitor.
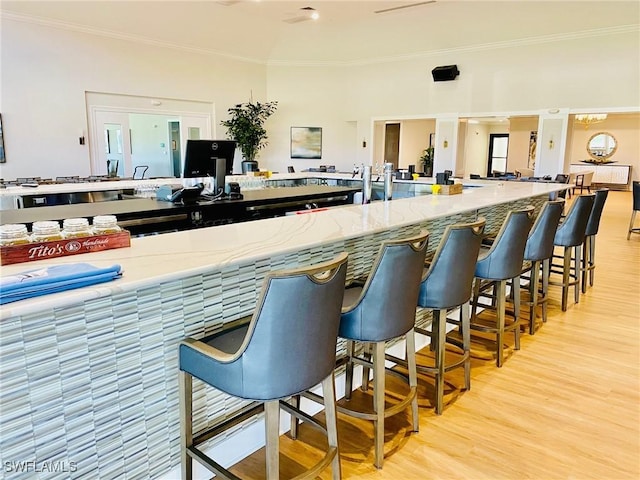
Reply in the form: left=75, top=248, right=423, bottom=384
left=183, top=140, right=236, bottom=178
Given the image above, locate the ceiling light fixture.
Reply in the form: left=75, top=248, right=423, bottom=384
left=575, top=114, right=607, bottom=128
left=303, top=6, right=319, bottom=20
left=284, top=6, right=319, bottom=23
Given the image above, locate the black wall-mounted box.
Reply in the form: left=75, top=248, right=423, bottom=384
left=432, top=65, right=460, bottom=82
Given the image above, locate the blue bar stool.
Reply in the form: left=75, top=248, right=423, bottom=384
left=405, top=219, right=485, bottom=414
left=178, top=253, right=348, bottom=480
left=521, top=200, right=564, bottom=334
left=550, top=194, right=595, bottom=311
left=471, top=206, right=535, bottom=367
left=336, top=232, right=428, bottom=469
left=582, top=189, right=609, bottom=293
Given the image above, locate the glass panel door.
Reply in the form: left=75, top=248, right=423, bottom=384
left=488, top=134, right=509, bottom=175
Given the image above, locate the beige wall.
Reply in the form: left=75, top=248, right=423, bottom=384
left=507, top=117, right=539, bottom=174
left=567, top=113, right=640, bottom=173
left=399, top=119, right=433, bottom=171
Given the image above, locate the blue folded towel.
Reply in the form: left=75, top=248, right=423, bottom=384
left=0, top=263, right=122, bottom=305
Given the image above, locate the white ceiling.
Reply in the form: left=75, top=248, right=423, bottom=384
left=2, top=1, right=639, bottom=64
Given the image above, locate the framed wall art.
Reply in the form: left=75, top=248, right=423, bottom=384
left=291, top=127, right=322, bottom=159
left=528, top=131, right=537, bottom=169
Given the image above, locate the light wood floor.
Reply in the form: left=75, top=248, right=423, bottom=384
left=230, top=190, right=640, bottom=480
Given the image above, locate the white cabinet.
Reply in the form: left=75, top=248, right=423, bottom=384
left=570, top=164, right=631, bottom=188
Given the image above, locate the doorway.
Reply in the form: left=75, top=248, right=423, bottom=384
left=384, top=123, right=400, bottom=169
left=86, top=92, right=214, bottom=178
left=488, top=134, right=509, bottom=175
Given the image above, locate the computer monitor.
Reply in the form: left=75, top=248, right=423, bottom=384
left=183, top=140, right=236, bottom=178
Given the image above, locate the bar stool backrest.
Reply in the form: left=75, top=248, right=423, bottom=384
left=585, top=189, right=609, bottom=237
left=184, top=253, right=350, bottom=401
left=554, top=194, right=595, bottom=247
left=418, top=218, right=486, bottom=309
left=339, top=232, right=429, bottom=342
left=524, top=200, right=564, bottom=262
left=633, top=181, right=640, bottom=211
left=475, top=206, right=535, bottom=281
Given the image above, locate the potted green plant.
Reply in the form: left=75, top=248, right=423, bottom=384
left=420, top=146, right=434, bottom=177
left=221, top=100, right=278, bottom=171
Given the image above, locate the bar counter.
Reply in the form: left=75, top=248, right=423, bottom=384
left=0, top=181, right=564, bottom=480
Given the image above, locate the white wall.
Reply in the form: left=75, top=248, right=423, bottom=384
left=262, top=28, right=639, bottom=176
left=265, top=65, right=356, bottom=174
left=1, top=17, right=638, bottom=181
left=0, top=18, right=266, bottom=180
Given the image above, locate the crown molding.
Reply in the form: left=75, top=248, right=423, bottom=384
left=268, top=24, right=640, bottom=67
left=3, top=11, right=637, bottom=68
left=0, top=11, right=268, bottom=65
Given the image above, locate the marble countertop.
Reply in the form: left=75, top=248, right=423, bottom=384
left=0, top=181, right=564, bottom=319
left=0, top=178, right=182, bottom=197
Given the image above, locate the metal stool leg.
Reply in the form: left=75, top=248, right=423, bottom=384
left=574, top=245, right=582, bottom=305
left=434, top=309, right=447, bottom=415
left=321, top=373, right=341, bottom=480
left=513, top=275, right=521, bottom=350
left=179, top=371, right=193, bottom=480
left=461, top=302, right=471, bottom=390
left=628, top=211, right=637, bottom=240
left=529, top=261, right=540, bottom=334
left=561, top=247, right=571, bottom=311
left=361, top=343, right=372, bottom=392
left=471, top=278, right=481, bottom=320
left=581, top=236, right=590, bottom=294
left=589, top=235, right=596, bottom=287
left=541, top=259, right=550, bottom=323
left=496, top=280, right=506, bottom=367
left=344, top=340, right=355, bottom=400
left=405, top=329, right=419, bottom=431
left=373, top=341, right=386, bottom=469
left=289, top=395, right=300, bottom=439
left=265, top=400, right=280, bottom=480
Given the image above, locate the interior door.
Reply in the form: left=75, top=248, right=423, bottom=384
left=384, top=123, right=400, bottom=169
left=92, top=111, right=132, bottom=177
left=488, top=134, right=509, bottom=175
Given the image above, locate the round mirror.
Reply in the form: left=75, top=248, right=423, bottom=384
left=586, top=131, right=617, bottom=162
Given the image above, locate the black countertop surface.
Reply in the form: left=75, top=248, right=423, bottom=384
left=0, top=185, right=360, bottom=228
